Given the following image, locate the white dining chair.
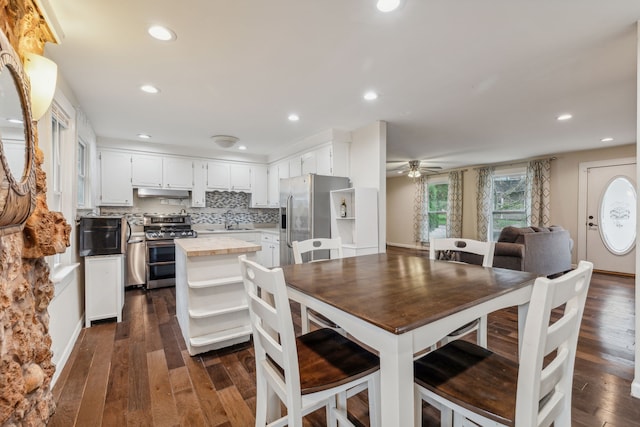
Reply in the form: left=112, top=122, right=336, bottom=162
left=429, top=238, right=496, bottom=348
left=292, top=238, right=344, bottom=334
left=414, top=260, right=593, bottom=427
left=238, top=255, right=380, bottom=427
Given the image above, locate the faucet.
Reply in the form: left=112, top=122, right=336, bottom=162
left=224, top=210, right=235, bottom=230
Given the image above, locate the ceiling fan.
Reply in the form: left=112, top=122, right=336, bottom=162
left=386, top=160, right=442, bottom=178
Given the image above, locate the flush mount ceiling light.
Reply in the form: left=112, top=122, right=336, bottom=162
left=148, top=25, right=177, bottom=41
left=288, top=113, right=300, bottom=122
left=211, top=135, right=239, bottom=148
left=140, top=84, right=159, bottom=94
left=377, top=0, right=402, bottom=12
left=407, top=160, right=421, bottom=178
left=556, top=113, right=572, bottom=121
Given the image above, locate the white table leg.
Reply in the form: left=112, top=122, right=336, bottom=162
left=379, top=333, right=414, bottom=427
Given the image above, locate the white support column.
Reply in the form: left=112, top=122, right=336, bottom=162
left=633, top=20, right=640, bottom=399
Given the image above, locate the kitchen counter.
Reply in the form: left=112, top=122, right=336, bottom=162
left=175, top=236, right=260, bottom=257
left=175, top=235, right=259, bottom=355
left=193, top=227, right=278, bottom=236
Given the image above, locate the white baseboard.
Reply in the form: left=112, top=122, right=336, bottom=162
left=632, top=379, right=640, bottom=399
left=386, top=242, right=429, bottom=251
left=50, top=315, right=84, bottom=388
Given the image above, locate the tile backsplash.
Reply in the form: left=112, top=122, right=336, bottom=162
left=100, top=191, right=278, bottom=226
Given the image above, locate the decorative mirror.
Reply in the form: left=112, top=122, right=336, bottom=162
left=0, top=31, right=36, bottom=235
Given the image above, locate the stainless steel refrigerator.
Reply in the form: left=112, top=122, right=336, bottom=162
left=279, top=174, right=350, bottom=265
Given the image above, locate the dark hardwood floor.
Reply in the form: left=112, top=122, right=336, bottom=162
left=49, top=247, right=640, bottom=426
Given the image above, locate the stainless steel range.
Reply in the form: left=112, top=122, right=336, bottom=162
left=143, top=214, right=197, bottom=289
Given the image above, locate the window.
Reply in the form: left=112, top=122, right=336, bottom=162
left=77, top=139, right=87, bottom=207
left=491, top=168, right=527, bottom=240
left=48, top=102, right=72, bottom=270
left=427, top=178, right=448, bottom=241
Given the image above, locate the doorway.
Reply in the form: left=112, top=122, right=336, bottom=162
left=578, top=158, right=636, bottom=274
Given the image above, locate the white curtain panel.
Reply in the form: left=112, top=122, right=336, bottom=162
left=447, top=171, right=463, bottom=238
left=476, top=167, right=494, bottom=241
left=527, top=159, right=551, bottom=227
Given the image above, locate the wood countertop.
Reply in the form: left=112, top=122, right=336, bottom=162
left=175, top=236, right=261, bottom=257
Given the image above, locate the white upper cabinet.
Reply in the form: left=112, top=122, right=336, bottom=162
left=230, top=164, right=252, bottom=191
left=301, top=151, right=316, bottom=175
left=250, top=165, right=268, bottom=207
left=131, top=153, right=162, bottom=187
left=207, top=161, right=230, bottom=190
left=314, top=142, right=349, bottom=177
left=267, top=164, right=279, bottom=208
left=99, top=150, right=133, bottom=206
left=163, top=157, right=194, bottom=189
left=315, top=145, right=333, bottom=175
left=288, top=156, right=302, bottom=178
left=191, top=160, right=206, bottom=207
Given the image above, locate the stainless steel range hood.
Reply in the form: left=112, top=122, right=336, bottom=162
left=136, top=188, right=190, bottom=199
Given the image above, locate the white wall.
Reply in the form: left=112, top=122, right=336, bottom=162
left=350, top=121, right=387, bottom=253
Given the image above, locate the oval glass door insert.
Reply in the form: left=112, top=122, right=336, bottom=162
left=599, top=176, right=636, bottom=255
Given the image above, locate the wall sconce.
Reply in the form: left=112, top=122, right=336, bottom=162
left=24, top=53, right=57, bottom=121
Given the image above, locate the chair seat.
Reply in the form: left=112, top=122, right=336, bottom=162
left=414, top=340, right=519, bottom=426
left=297, top=328, right=379, bottom=394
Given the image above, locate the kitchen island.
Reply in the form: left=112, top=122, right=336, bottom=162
left=175, top=236, right=261, bottom=355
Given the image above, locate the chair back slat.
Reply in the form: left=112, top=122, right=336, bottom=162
left=515, top=260, right=593, bottom=427
left=429, top=238, right=495, bottom=267
left=292, top=238, right=343, bottom=264
left=239, top=255, right=302, bottom=401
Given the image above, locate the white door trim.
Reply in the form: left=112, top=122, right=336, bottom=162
left=577, top=157, right=636, bottom=264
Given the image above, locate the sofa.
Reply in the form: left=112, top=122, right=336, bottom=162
left=492, top=225, right=573, bottom=276
left=458, top=225, right=573, bottom=277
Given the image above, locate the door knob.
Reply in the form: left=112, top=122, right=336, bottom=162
left=588, top=222, right=598, bottom=227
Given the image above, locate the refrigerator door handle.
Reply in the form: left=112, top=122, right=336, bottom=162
left=286, top=194, right=293, bottom=248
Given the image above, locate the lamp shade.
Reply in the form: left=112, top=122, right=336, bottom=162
left=24, top=53, right=57, bottom=121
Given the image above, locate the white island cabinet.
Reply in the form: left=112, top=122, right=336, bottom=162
left=174, top=237, right=261, bottom=355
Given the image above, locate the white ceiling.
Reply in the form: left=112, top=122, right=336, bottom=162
left=44, top=0, right=640, bottom=172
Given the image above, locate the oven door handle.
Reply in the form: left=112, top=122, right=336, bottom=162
left=146, top=240, right=176, bottom=247
left=146, top=260, right=176, bottom=267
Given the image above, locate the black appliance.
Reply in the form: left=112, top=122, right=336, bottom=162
left=78, top=216, right=127, bottom=257
left=143, top=214, right=197, bottom=289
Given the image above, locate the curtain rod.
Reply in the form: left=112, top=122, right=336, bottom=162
left=472, top=156, right=557, bottom=171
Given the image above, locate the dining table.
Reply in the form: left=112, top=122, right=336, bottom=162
left=280, top=252, right=538, bottom=427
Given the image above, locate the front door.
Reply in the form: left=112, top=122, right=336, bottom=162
left=585, top=162, right=636, bottom=274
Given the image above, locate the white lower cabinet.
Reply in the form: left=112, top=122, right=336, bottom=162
left=84, top=255, right=124, bottom=327
left=259, top=233, right=280, bottom=267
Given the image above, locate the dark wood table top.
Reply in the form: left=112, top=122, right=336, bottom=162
left=281, top=253, right=537, bottom=335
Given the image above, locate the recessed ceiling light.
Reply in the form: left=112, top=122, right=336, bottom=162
left=238, top=145, right=247, bottom=150
left=148, top=25, right=176, bottom=41
left=140, top=84, right=159, bottom=94
left=7, top=118, right=23, bottom=124
left=138, top=134, right=151, bottom=139
left=364, top=91, right=378, bottom=101
left=556, top=113, right=572, bottom=121
left=397, top=170, right=403, bottom=174
left=601, top=137, right=614, bottom=142
left=377, top=0, right=401, bottom=12
left=288, top=114, right=300, bottom=122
